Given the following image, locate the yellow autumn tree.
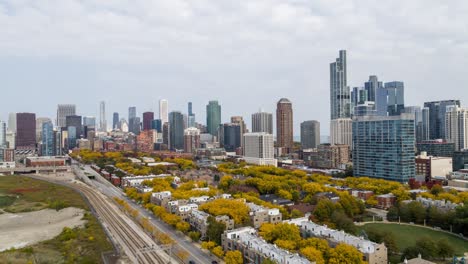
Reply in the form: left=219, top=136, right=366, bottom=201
left=224, top=250, right=243, bottom=264
left=300, top=247, right=325, bottom=264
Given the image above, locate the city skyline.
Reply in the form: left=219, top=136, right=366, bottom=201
left=1, top=1, right=468, bottom=135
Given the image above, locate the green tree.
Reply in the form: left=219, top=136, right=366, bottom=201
left=313, top=199, right=336, bottom=223
left=188, top=231, right=201, bottom=242
left=206, top=216, right=226, bottom=245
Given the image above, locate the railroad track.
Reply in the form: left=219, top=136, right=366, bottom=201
left=74, top=183, right=167, bottom=264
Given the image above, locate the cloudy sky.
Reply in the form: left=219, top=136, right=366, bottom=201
left=1, top=0, right=467, bottom=135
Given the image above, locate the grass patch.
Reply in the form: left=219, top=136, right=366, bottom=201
left=0, top=195, right=16, bottom=207
left=0, top=176, right=113, bottom=263
left=361, top=223, right=468, bottom=255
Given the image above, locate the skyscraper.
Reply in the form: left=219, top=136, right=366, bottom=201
left=99, top=101, right=107, bottom=132
left=42, top=121, right=55, bottom=156
left=7, top=113, right=16, bottom=133
left=206, top=100, right=221, bottom=137
left=142, top=112, right=154, bottom=131
left=36, top=117, right=51, bottom=143
left=385, top=81, right=405, bottom=116
left=0, top=121, right=6, bottom=148
left=83, top=116, right=96, bottom=128
left=445, top=106, right=468, bottom=151
left=56, top=104, right=76, bottom=128
left=276, top=98, right=294, bottom=153
left=364, top=75, right=383, bottom=103
left=403, top=106, right=422, bottom=142
left=129, top=107, right=137, bottom=121
left=330, top=118, right=353, bottom=146
left=222, top=123, right=241, bottom=152
left=67, top=126, right=77, bottom=150
left=152, top=119, right=162, bottom=133
left=421, top=107, right=430, bottom=141
left=252, top=111, right=273, bottom=135
left=330, top=50, right=350, bottom=120
left=128, top=107, right=137, bottom=134
left=112, top=112, right=119, bottom=130
left=188, top=102, right=196, bottom=128
left=424, top=100, right=461, bottom=139
left=159, top=99, right=169, bottom=124
left=169, top=111, right=184, bottom=150
left=243, top=133, right=277, bottom=167
left=300, top=120, right=320, bottom=149
left=16, top=113, right=36, bottom=150
left=353, top=114, right=415, bottom=183
left=184, top=127, right=200, bottom=153
left=66, top=115, right=82, bottom=139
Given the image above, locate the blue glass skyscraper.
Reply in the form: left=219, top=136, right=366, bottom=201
left=353, top=114, right=415, bottom=183
left=42, top=121, right=55, bottom=156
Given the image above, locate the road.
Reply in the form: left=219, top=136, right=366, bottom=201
left=72, top=166, right=173, bottom=264
left=78, top=164, right=216, bottom=264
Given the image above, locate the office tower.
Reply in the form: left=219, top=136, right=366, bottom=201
left=424, top=100, right=461, bottom=139
left=163, top=122, right=170, bottom=147
left=385, top=82, right=405, bottom=116
left=54, top=129, right=63, bottom=155
left=0, top=121, right=6, bottom=148
left=67, top=126, right=77, bottom=150
left=128, top=107, right=137, bottom=134
left=41, top=121, right=55, bottom=156
left=83, top=116, right=96, bottom=128
left=453, top=150, right=468, bottom=171
left=152, top=119, right=162, bottom=133
left=445, top=106, right=468, bottom=151
left=99, top=101, right=107, bottom=132
left=120, top=119, right=129, bottom=132
left=243, top=133, right=277, bottom=166
left=66, top=115, right=82, bottom=139
left=7, top=113, right=16, bottom=133
left=56, top=104, right=76, bottom=128
left=403, top=106, right=422, bottom=142
left=364, top=75, right=383, bottom=102
left=159, top=99, right=169, bottom=124
left=222, top=123, right=241, bottom=152
left=169, top=111, right=184, bottom=150
left=417, top=140, right=455, bottom=157
left=252, top=111, right=273, bottom=134
left=112, top=112, right=119, bottom=130
left=6, top=132, right=15, bottom=149
left=276, top=98, right=294, bottom=153
left=184, top=127, right=200, bottom=153
left=231, top=116, right=247, bottom=153
left=35, top=117, right=51, bottom=143
left=330, top=50, right=350, bottom=120
left=330, top=118, right=352, bottom=146
left=421, top=107, right=430, bottom=141
left=300, top=121, right=320, bottom=149
left=206, top=100, right=221, bottom=137
left=129, top=107, right=137, bottom=121
left=16, top=113, right=36, bottom=150
left=353, top=114, right=415, bottom=183
left=132, top=117, right=141, bottom=135
left=188, top=102, right=196, bottom=128
left=354, top=102, right=377, bottom=117
left=142, top=112, right=154, bottom=131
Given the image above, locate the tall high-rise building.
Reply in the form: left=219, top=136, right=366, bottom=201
left=36, top=117, right=51, bottom=143
left=445, top=106, right=468, bottom=151
left=184, top=127, right=200, bottom=153
left=424, top=100, right=461, bottom=139
left=66, top=115, right=82, bottom=139
left=56, top=104, right=76, bottom=128
left=330, top=50, right=350, bottom=120
left=252, top=111, right=273, bottom=134
left=41, top=121, right=55, bottom=156
left=142, top=112, right=154, bottom=131
left=128, top=107, right=137, bottom=134
left=206, top=100, right=221, bottom=137
left=188, top=102, right=196, bottom=128
left=83, top=116, right=96, bottom=128
left=231, top=116, right=247, bottom=153
left=112, top=112, right=119, bottom=130
left=0, top=121, right=6, bottom=148
left=119, top=119, right=129, bottom=133
left=364, top=75, right=383, bottom=103
left=353, top=114, right=415, bottom=183
left=330, top=118, right=352, bottom=146
left=129, top=107, right=137, bottom=121
left=99, top=101, right=107, bottom=132
left=403, top=106, right=422, bottom=142
left=276, top=98, right=294, bottom=153
left=300, top=120, right=320, bottom=149
left=152, top=119, right=162, bottom=133
left=169, top=111, right=184, bottom=150
left=159, top=99, right=169, bottom=124
left=421, top=107, right=430, bottom=141
left=7, top=113, right=16, bottom=133
left=16, top=113, right=36, bottom=150
left=243, top=133, right=277, bottom=167
left=67, top=126, right=77, bottom=150
left=222, top=123, right=241, bottom=152
left=385, top=81, right=405, bottom=116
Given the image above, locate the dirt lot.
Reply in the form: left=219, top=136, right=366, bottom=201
left=0, top=207, right=86, bottom=251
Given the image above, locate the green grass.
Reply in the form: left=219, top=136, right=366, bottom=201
left=361, top=223, right=468, bottom=255
left=0, top=175, right=113, bottom=263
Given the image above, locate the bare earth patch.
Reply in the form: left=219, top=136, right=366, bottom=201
left=0, top=207, right=86, bottom=251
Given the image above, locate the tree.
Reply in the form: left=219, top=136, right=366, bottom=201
left=224, top=250, right=243, bottom=264
left=206, top=216, right=226, bottom=245
left=188, top=231, right=201, bottom=242
left=313, top=199, right=336, bottom=223
left=291, top=209, right=304, bottom=218
left=331, top=211, right=356, bottom=234
left=415, top=237, right=438, bottom=259
left=201, top=241, right=217, bottom=251
left=274, top=239, right=297, bottom=251
left=300, top=247, right=325, bottom=264
left=259, top=223, right=301, bottom=244
left=328, top=244, right=364, bottom=264
left=175, top=221, right=190, bottom=234
left=437, top=239, right=454, bottom=260
left=387, top=206, right=399, bottom=221
left=212, top=246, right=225, bottom=258
left=430, top=184, right=444, bottom=196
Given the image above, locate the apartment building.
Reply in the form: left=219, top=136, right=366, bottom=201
left=247, top=203, right=282, bottom=228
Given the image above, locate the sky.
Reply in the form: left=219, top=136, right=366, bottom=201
left=1, top=0, right=468, bottom=135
